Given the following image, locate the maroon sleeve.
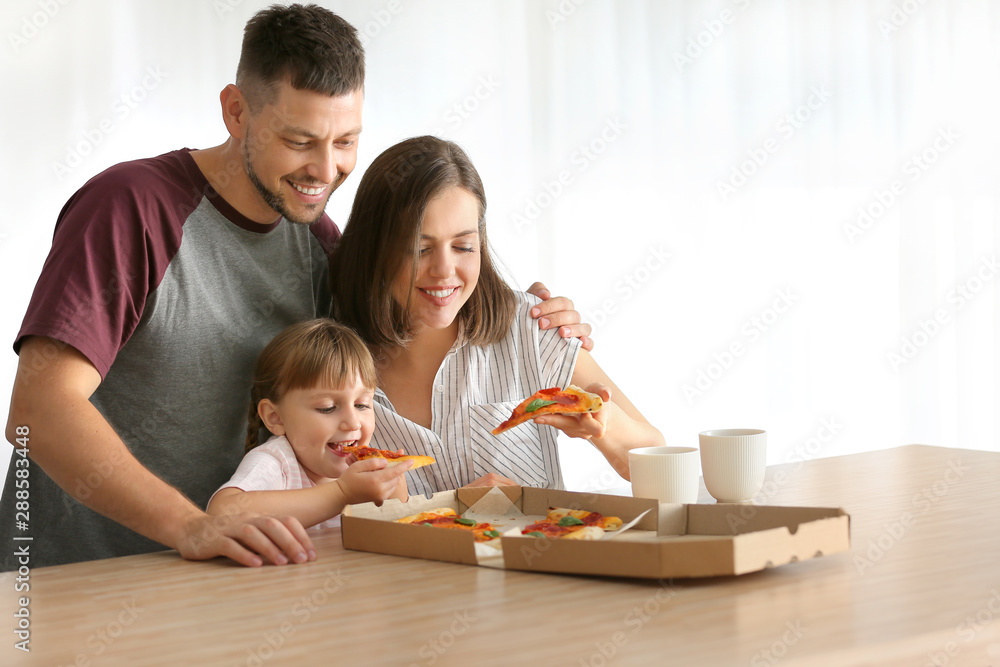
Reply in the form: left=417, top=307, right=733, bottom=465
left=310, top=213, right=341, bottom=258
left=15, top=151, right=201, bottom=378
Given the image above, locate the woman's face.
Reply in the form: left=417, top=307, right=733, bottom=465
left=391, top=186, right=481, bottom=335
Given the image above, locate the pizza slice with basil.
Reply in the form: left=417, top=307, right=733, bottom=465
left=491, top=385, right=604, bottom=436
left=342, top=445, right=435, bottom=469
left=395, top=508, right=502, bottom=542
left=521, top=507, right=623, bottom=540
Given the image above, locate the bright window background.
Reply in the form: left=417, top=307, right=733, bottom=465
left=0, top=1, right=996, bottom=497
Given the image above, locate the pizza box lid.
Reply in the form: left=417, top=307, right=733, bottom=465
left=341, top=486, right=850, bottom=579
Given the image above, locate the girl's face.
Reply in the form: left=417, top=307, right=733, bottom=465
left=391, top=186, right=482, bottom=335
left=261, top=375, right=375, bottom=484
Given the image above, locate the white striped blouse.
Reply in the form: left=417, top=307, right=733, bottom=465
left=371, top=292, right=582, bottom=498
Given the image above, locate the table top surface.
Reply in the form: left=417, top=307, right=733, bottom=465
left=3, top=444, right=999, bottom=667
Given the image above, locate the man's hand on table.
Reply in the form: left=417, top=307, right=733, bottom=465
left=175, top=511, right=317, bottom=567
left=526, top=282, right=594, bottom=351
left=8, top=337, right=317, bottom=569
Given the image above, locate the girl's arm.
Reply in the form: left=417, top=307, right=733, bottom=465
left=532, top=349, right=664, bottom=480
left=207, top=458, right=413, bottom=529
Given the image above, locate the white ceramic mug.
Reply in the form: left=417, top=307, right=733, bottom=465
left=628, top=446, right=700, bottom=503
left=698, top=429, right=767, bottom=503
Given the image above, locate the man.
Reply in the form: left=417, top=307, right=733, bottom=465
left=1, top=4, right=589, bottom=570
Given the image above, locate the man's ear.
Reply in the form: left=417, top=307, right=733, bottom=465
left=220, top=84, right=249, bottom=140
left=258, top=399, right=285, bottom=436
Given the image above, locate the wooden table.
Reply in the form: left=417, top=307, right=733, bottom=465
left=3, top=445, right=999, bottom=666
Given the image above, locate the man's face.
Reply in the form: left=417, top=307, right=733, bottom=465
left=241, top=81, right=363, bottom=224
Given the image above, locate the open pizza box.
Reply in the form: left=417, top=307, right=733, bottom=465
left=341, top=486, right=851, bottom=579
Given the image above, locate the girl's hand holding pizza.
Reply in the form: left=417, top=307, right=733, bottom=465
left=390, top=449, right=411, bottom=502
left=335, top=457, right=413, bottom=505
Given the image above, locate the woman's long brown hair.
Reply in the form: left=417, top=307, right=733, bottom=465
left=329, top=136, right=517, bottom=352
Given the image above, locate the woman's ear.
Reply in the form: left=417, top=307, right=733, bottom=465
left=258, top=399, right=286, bottom=436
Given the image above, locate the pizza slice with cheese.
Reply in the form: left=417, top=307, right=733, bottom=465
left=521, top=507, right=623, bottom=540
left=342, top=445, right=435, bottom=469
left=395, top=508, right=502, bottom=542
left=491, top=385, right=604, bottom=435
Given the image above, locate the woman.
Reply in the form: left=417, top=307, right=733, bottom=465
left=330, top=136, right=663, bottom=496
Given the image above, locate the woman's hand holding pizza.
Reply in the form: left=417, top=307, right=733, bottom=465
left=532, top=383, right=612, bottom=441
left=487, top=360, right=662, bottom=482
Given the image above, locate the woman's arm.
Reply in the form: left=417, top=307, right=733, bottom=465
left=532, top=350, right=665, bottom=480
left=207, top=458, right=412, bottom=529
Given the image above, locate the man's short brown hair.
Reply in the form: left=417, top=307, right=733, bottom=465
left=236, top=3, right=365, bottom=109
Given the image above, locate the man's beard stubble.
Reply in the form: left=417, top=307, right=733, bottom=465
left=241, top=139, right=339, bottom=225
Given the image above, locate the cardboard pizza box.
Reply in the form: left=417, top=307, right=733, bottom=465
left=341, top=486, right=850, bottom=579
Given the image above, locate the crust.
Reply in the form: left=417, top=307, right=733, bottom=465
left=599, top=516, right=624, bottom=531
left=385, top=455, right=436, bottom=470
left=395, top=508, right=457, bottom=524
left=492, top=385, right=604, bottom=436
left=560, top=526, right=605, bottom=540
left=344, top=445, right=436, bottom=469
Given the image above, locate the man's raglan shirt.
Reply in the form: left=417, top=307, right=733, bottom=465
left=0, top=149, right=340, bottom=568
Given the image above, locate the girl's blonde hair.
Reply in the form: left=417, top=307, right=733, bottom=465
left=246, top=319, right=377, bottom=451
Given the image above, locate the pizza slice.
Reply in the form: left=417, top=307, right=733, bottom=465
left=491, top=385, right=604, bottom=436
left=394, top=507, right=458, bottom=524
left=395, top=508, right=502, bottom=542
left=342, top=444, right=435, bottom=469
left=521, top=507, right=622, bottom=540
left=546, top=507, right=623, bottom=531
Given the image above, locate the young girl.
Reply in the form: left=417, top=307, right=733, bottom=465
left=329, top=136, right=664, bottom=498
left=207, top=319, right=411, bottom=530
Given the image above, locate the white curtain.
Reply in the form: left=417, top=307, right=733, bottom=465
left=0, top=0, right=996, bottom=492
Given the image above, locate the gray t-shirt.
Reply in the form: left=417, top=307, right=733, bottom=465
left=1, top=149, right=338, bottom=568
